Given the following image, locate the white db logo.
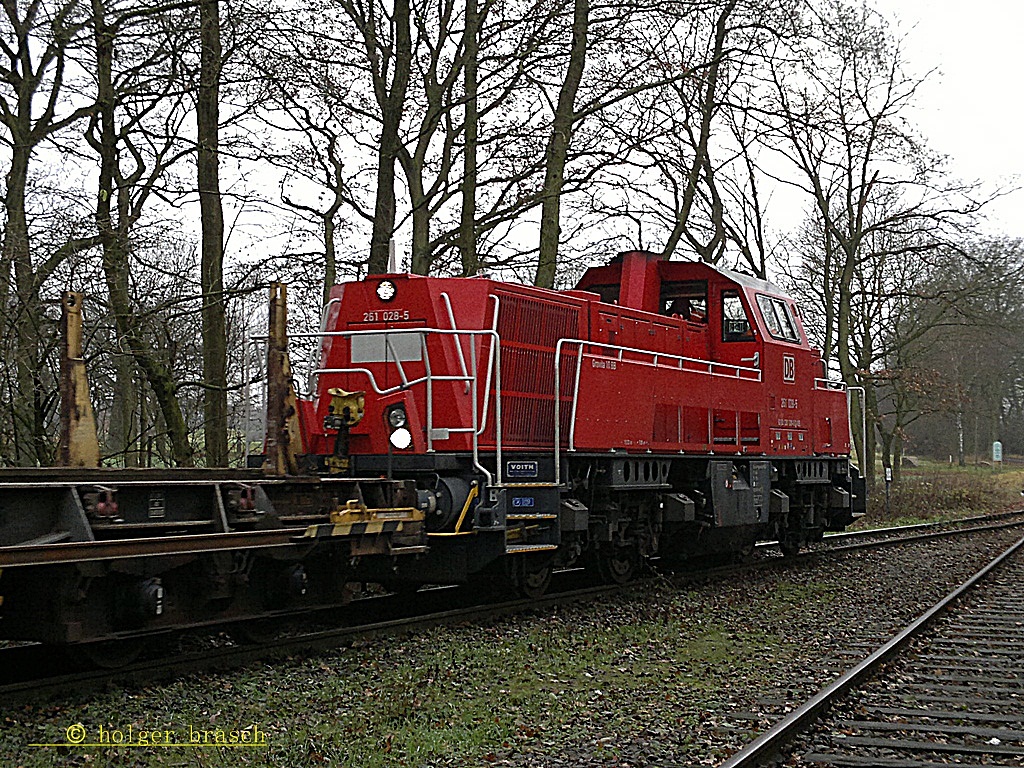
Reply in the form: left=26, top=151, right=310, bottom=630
left=783, top=355, right=795, bottom=382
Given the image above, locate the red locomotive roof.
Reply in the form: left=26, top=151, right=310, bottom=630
left=575, top=250, right=791, bottom=312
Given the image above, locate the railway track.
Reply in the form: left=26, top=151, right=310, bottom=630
left=0, top=579, right=614, bottom=704
left=3, top=510, right=1022, bottom=706
left=777, top=509, right=1024, bottom=551
left=721, top=528, right=1024, bottom=767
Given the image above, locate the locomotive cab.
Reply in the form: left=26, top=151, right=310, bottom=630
left=575, top=251, right=842, bottom=456
left=576, top=249, right=809, bottom=379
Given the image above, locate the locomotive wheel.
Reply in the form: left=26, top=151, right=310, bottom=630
left=597, top=545, right=640, bottom=585
left=735, top=539, right=757, bottom=564
left=67, top=637, right=147, bottom=669
left=517, top=559, right=553, bottom=600
left=779, top=538, right=801, bottom=558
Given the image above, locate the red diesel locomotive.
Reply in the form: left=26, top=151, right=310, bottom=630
left=292, top=250, right=865, bottom=594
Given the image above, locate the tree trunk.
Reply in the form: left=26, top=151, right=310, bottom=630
left=92, top=0, right=194, bottom=467
left=110, top=353, right=139, bottom=466
left=101, top=241, right=196, bottom=467
left=535, top=0, right=589, bottom=289
left=198, top=0, right=229, bottom=466
left=369, top=124, right=401, bottom=274
left=5, top=144, right=43, bottom=466
left=323, top=213, right=337, bottom=305
left=409, top=173, right=430, bottom=275
left=366, top=0, right=412, bottom=275
left=459, top=0, right=479, bottom=277
left=836, top=243, right=868, bottom=474
left=863, top=378, right=879, bottom=482
left=661, top=0, right=734, bottom=261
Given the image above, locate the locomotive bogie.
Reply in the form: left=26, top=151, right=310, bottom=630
left=553, top=452, right=859, bottom=564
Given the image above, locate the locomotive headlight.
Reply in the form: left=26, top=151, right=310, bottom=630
left=387, top=406, right=407, bottom=429
left=376, top=280, right=396, bottom=302
left=389, top=427, right=412, bottom=450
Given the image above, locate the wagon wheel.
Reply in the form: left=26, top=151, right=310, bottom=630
left=229, top=617, right=281, bottom=645
left=597, top=544, right=640, bottom=585
left=67, top=637, right=147, bottom=669
left=504, top=554, right=554, bottom=600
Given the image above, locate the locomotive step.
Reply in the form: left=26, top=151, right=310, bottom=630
left=505, top=544, right=559, bottom=554
left=501, top=482, right=562, bottom=488
left=507, top=514, right=557, bottom=521
left=388, top=545, right=429, bottom=556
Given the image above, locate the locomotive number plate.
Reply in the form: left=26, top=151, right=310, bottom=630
left=362, top=309, right=410, bottom=322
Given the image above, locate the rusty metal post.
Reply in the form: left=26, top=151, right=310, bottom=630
left=263, top=283, right=304, bottom=475
left=58, top=292, right=100, bottom=467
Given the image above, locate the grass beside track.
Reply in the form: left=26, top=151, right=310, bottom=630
left=2, top=579, right=817, bottom=767
left=854, top=461, right=1024, bottom=529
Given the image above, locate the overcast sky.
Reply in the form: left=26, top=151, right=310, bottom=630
left=886, top=0, right=1023, bottom=234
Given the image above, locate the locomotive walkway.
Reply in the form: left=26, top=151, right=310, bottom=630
left=721, top=530, right=1024, bottom=767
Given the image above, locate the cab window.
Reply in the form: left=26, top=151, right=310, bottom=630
left=588, top=284, right=620, bottom=304
left=721, top=290, right=755, bottom=342
left=755, top=294, right=801, bottom=343
left=661, top=280, right=707, bottom=323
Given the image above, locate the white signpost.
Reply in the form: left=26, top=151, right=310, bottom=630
left=993, top=441, right=1003, bottom=466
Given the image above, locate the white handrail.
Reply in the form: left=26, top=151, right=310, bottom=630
left=846, top=385, right=867, bottom=472
left=307, top=297, right=341, bottom=394
left=554, top=338, right=762, bottom=485
left=311, top=327, right=501, bottom=487
left=815, top=378, right=846, bottom=391
left=440, top=292, right=470, bottom=393
left=475, top=294, right=501, bottom=437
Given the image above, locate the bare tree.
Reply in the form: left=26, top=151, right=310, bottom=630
left=760, top=0, right=986, bottom=476
left=897, top=239, right=1024, bottom=466
left=0, top=0, right=96, bottom=464
left=532, top=0, right=588, bottom=288
left=86, top=0, right=197, bottom=466
left=196, top=0, right=228, bottom=465
left=530, top=0, right=760, bottom=286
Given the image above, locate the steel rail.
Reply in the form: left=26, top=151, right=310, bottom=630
left=719, top=531, right=1024, bottom=768
left=819, top=509, right=1024, bottom=541
left=754, top=509, right=1024, bottom=553
left=817, top=520, right=1024, bottom=556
